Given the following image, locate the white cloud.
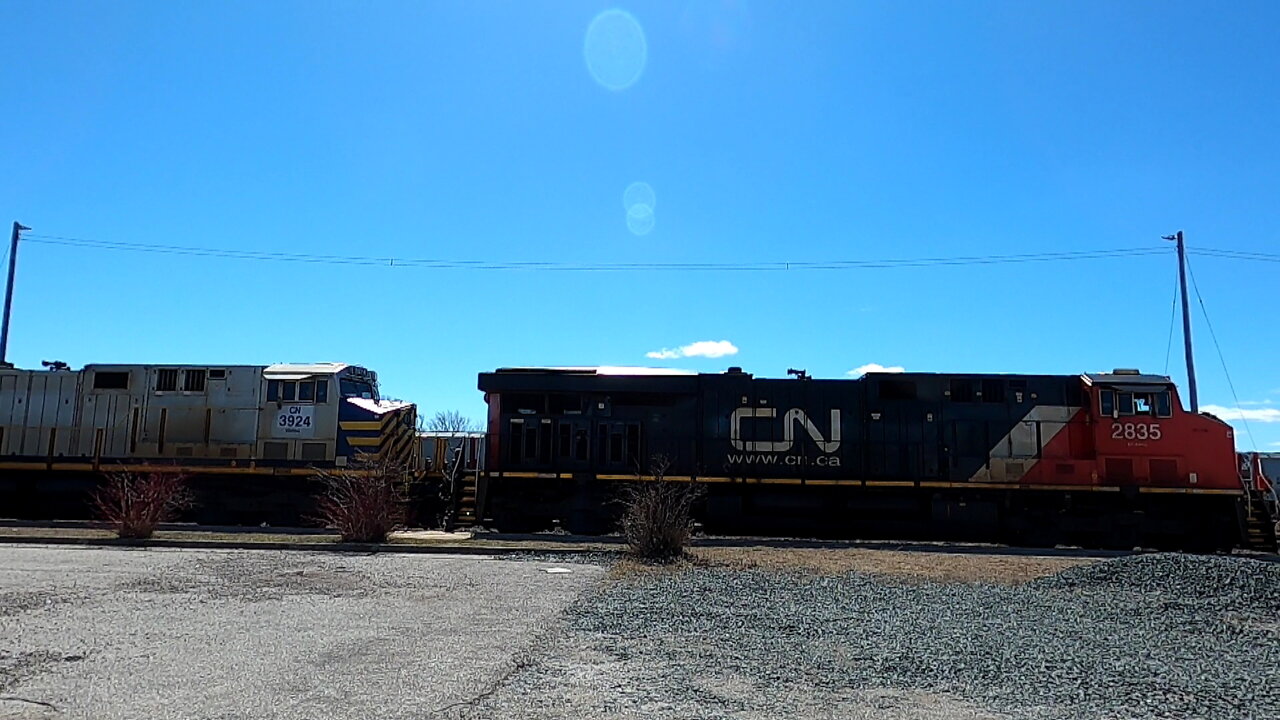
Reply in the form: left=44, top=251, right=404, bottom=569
left=1238, top=399, right=1274, bottom=406
left=847, top=363, right=906, bottom=377
left=1200, top=405, right=1280, bottom=423
left=645, top=340, right=739, bottom=360
left=1270, top=441, right=1280, bottom=448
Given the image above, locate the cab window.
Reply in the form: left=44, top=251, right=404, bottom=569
left=267, top=378, right=329, bottom=403
left=1099, top=389, right=1114, bottom=416
left=1105, top=389, right=1172, bottom=417
left=340, top=379, right=377, bottom=400
left=1117, top=393, right=1134, bottom=415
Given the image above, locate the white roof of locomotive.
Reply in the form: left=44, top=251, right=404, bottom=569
left=500, top=366, right=695, bottom=376
left=264, top=363, right=350, bottom=379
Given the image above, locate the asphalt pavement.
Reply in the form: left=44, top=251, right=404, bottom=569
left=0, top=544, right=605, bottom=720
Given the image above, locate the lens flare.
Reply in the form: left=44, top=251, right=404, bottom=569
left=584, top=10, right=647, bottom=91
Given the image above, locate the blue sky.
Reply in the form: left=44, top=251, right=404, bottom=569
left=3, top=1, right=1278, bottom=448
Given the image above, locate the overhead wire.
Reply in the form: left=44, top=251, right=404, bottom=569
left=1184, top=254, right=1258, bottom=451
left=22, top=232, right=1170, bottom=272
left=1190, top=248, right=1280, bottom=263
left=1163, top=270, right=1179, bottom=375
left=18, top=227, right=1268, bottom=447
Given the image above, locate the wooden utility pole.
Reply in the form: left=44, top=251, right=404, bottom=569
left=1163, top=230, right=1198, bottom=413
left=0, top=221, right=29, bottom=367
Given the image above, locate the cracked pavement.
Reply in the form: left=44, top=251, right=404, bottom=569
left=0, top=544, right=605, bottom=720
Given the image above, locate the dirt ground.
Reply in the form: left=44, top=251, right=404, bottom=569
left=612, top=546, right=1096, bottom=584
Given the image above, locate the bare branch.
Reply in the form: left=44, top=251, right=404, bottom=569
left=619, top=454, right=701, bottom=563
left=92, top=471, right=193, bottom=539
left=424, top=410, right=479, bottom=433
left=312, top=454, right=411, bottom=543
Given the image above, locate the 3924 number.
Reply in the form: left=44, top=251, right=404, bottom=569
left=278, top=415, right=312, bottom=428
left=1111, top=422, right=1160, bottom=441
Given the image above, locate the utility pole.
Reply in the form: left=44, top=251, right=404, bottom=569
left=1163, top=230, right=1198, bottom=413
left=0, top=221, right=29, bottom=367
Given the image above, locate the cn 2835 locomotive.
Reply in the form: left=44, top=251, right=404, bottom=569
left=474, top=366, right=1277, bottom=551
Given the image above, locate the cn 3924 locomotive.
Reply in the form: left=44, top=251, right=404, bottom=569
left=0, top=362, right=416, bottom=520
left=475, top=366, right=1277, bottom=551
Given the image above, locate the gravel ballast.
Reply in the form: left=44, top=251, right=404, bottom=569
left=466, top=553, right=1280, bottom=720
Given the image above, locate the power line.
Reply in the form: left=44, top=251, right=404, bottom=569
left=1184, top=254, right=1258, bottom=451
left=22, top=232, right=1170, bottom=272
left=1190, top=248, right=1280, bottom=263
left=1163, top=269, right=1179, bottom=375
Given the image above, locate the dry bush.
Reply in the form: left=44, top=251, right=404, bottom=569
left=619, top=456, right=701, bottom=563
left=92, top=471, right=192, bottom=539
left=313, top=455, right=410, bottom=543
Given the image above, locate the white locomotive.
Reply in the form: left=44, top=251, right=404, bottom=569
left=0, top=362, right=416, bottom=474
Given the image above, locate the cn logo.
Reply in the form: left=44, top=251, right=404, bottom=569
left=730, top=408, right=841, bottom=453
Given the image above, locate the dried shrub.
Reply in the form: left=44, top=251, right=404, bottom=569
left=313, top=455, right=410, bottom=543
left=92, top=471, right=192, bottom=539
left=619, top=456, right=701, bottom=563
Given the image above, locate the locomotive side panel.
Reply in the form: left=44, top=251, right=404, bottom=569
left=700, top=375, right=858, bottom=482
left=3, top=370, right=84, bottom=458
left=484, top=375, right=698, bottom=478
left=472, top=366, right=1255, bottom=549
left=942, top=375, right=1091, bottom=487
left=207, top=366, right=262, bottom=459
left=76, top=365, right=265, bottom=462
left=0, top=362, right=412, bottom=470
left=864, top=375, right=940, bottom=483
left=79, top=382, right=134, bottom=458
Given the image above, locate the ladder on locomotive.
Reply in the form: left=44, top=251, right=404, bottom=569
left=444, top=440, right=479, bottom=530
left=1241, top=455, right=1279, bottom=553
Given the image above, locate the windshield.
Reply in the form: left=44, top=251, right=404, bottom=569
left=340, top=379, right=377, bottom=401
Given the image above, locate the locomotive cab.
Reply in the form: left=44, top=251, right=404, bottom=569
left=1095, top=374, right=1173, bottom=422
left=1083, top=370, right=1237, bottom=489
left=259, top=363, right=415, bottom=467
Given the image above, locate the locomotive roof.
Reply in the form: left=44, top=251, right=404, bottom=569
left=1082, top=372, right=1172, bottom=385
left=491, top=367, right=1085, bottom=381
left=264, top=362, right=351, bottom=376
left=24, top=362, right=364, bottom=376
left=494, top=366, right=696, bottom=376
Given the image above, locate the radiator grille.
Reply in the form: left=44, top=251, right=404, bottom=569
left=1149, top=459, right=1179, bottom=484
left=1105, top=458, right=1134, bottom=482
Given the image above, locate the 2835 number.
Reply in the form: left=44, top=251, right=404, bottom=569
left=1111, top=422, right=1161, bottom=441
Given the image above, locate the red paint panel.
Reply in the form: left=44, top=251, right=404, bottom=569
left=1087, top=386, right=1239, bottom=490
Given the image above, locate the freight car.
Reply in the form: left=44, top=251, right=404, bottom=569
left=473, top=366, right=1278, bottom=551
left=0, top=361, right=416, bottom=522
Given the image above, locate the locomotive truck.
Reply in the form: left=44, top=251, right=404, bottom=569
left=472, top=365, right=1278, bottom=551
